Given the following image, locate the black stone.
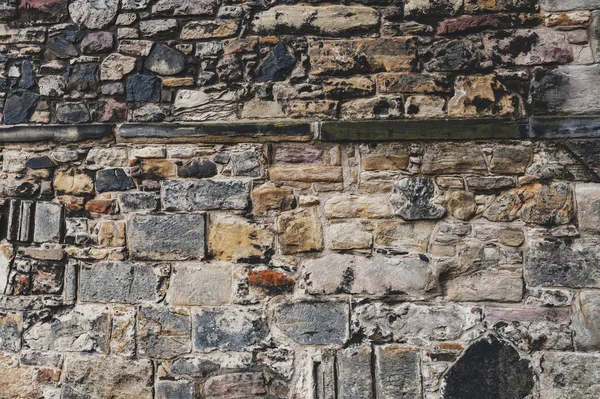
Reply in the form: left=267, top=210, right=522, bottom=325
left=423, top=39, right=486, bottom=72
left=96, top=168, right=136, bottom=192
left=529, top=116, right=600, bottom=139
left=26, top=156, right=56, bottom=170
left=19, top=61, right=36, bottom=90
left=564, top=139, right=600, bottom=181
left=56, top=102, right=90, bottom=124
left=179, top=159, right=218, bottom=178
left=254, top=42, right=296, bottom=83
left=443, top=336, right=534, bottom=399
left=67, top=63, right=99, bottom=92
left=46, top=36, right=78, bottom=59
left=127, top=74, right=161, bottom=103
left=393, top=177, right=446, bottom=220
left=145, top=44, right=186, bottom=76
left=4, top=90, right=39, bottom=125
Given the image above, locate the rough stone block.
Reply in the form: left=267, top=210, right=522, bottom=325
left=539, top=352, right=600, bottom=398
left=79, top=262, right=165, bottom=304
left=33, top=202, right=63, bottom=243
left=204, top=373, right=266, bottom=397
left=157, top=380, right=195, bottom=399
left=375, top=345, right=420, bottom=399
left=572, top=290, right=600, bottom=351
left=575, top=183, right=600, bottom=234
left=274, top=301, right=349, bottom=345
left=193, top=307, right=267, bottom=351
left=541, top=0, right=600, bottom=11
left=445, top=270, right=524, bottom=302
left=117, top=192, right=158, bottom=212
left=0, top=311, right=22, bottom=352
left=277, top=208, right=324, bottom=254
left=324, top=196, right=393, bottom=218
left=167, top=263, right=232, bottom=306
left=128, top=213, right=205, bottom=260
left=138, top=306, right=191, bottom=359
left=337, top=346, right=373, bottom=399
left=161, top=179, right=250, bottom=211
left=208, top=214, right=274, bottom=262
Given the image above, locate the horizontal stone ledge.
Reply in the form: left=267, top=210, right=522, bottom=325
left=529, top=116, right=600, bottom=139
left=320, top=119, right=529, bottom=141
left=0, top=124, right=113, bottom=143
left=117, top=121, right=314, bottom=143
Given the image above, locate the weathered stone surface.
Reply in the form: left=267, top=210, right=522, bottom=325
left=309, top=38, right=417, bottom=75
left=4, top=90, right=39, bottom=125
left=254, top=42, right=296, bottom=83
left=204, top=373, right=266, bottom=397
left=138, top=306, right=191, bottom=358
left=324, top=195, right=393, bottom=218
left=484, top=182, right=574, bottom=225
left=269, top=166, right=342, bottom=183
left=80, top=32, right=113, bottom=54
left=127, top=74, right=161, bottom=103
left=377, top=73, right=451, bottom=94
left=375, top=345, right=421, bottom=399
left=252, top=182, right=295, bottom=215
left=303, top=254, right=429, bottom=296
left=69, top=0, right=118, bottom=29
left=465, top=176, right=515, bottom=191
left=53, top=167, right=94, bottom=195
left=448, top=74, right=521, bottom=118
left=63, top=354, right=152, bottom=398
left=18, top=0, right=68, bottom=24
left=178, top=158, right=217, bottom=179
left=193, top=307, right=267, bottom=351
left=24, top=305, right=109, bottom=353
left=33, top=202, right=63, bottom=243
left=252, top=5, right=379, bottom=36
left=208, top=214, right=274, bottom=262
left=0, top=362, right=44, bottom=399
left=341, top=96, right=404, bottom=120
left=80, top=262, right=165, bottom=303
left=56, top=102, right=90, bottom=124
left=38, top=76, right=66, bottom=97
left=96, top=168, right=136, bottom=192
left=446, top=190, right=477, bottom=221
left=405, top=0, right=462, bottom=17
left=443, top=336, right=534, bottom=399
left=167, top=263, right=232, bottom=306
left=539, top=352, right=600, bottom=398
left=0, top=312, right=22, bottom=351
left=173, top=90, right=238, bottom=121
left=128, top=213, right=205, bottom=260
left=118, top=192, right=157, bottom=212
left=277, top=208, right=324, bottom=254
left=85, top=148, right=128, bottom=170
left=68, top=63, right=99, bottom=92
left=576, top=183, right=600, bottom=233
left=375, top=221, right=434, bottom=252
left=100, top=53, right=136, bottom=81
left=390, top=177, right=445, bottom=220
left=421, top=143, right=487, bottom=174
left=445, top=270, right=524, bottom=302
left=490, top=144, right=532, bottom=174
left=275, top=301, right=349, bottom=345
left=438, top=13, right=540, bottom=35
left=525, top=237, right=600, bottom=287
left=328, top=221, right=373, bottom=250
left=145, top=45, right=186, bottom=76
left=573, top=290, right=600, bottom=351
left=152, top=0, right=218, bottom=16
left=161, top=179, right=250, bottom=211
left=541, top=0, right=600, bottom=11
left=422, top=38, right=487, bottom=72
left=337, top=346, right=373, bottom=398
left=404, top=95, right=445, bottom=118
left=180, top=20, right=239, bottom=40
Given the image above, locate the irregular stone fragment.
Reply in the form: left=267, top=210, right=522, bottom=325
left=288, top=100, right=338, bottom=119
left=405, top=0, right=462, bottom=17
left=173, top=89, right=238, bottom=121
left=80, top=32, right=114, bottom=54
left=448, top=74, right=521, bottom=118
left=18, top=0, right=68, bottom=24
left=277, top=208, right=324, bottom=254
left=0, top=312, right=22, bottom=352
left=405, top=95, right=445, bottom=118
left=38, top=76, right=66, bottom=97
left=204, top=373, right=266, bottom=397
left=79, top=262, right=164, bottom=303
left=119, top=39, right=154, bottom=56
left=161, top=179, right=250, bottom=211
left=138, top=307, right=191, bottom=359
left=178, top=159, right=218, bottom=178
left=96, top=168, right=136, bottom=192
left=152, top=0, right=218, bottom=16
left=446, top=191, right=476, bottom=221
left=248, top=269, right=295, bottom=296
left=46, top=36, right=78, bottom=59
left=390, top=177, right=445, bottom=220
left=100, top=53, right=136, bottom=81
left=275, top=301, right=349, bottom=345
left=324, top=196, right=393, bottom=218
left=252, top=183, right=295, bottom=215
left=140, top=159, right=177, bottom=179
left=241, top=99, right=285, bottom=119
left=118, top=192, right=157, bottom=212
left=254, top=42, right=296, bottom=83
left=324, top=76, right=375, bottom=99
left=4, top=90, right=39, bottom=124
left=375, top=345, right=420, bottom=399
left=89, top=220, right=125, bottom=246
left=484, top=183, right=574, bottom=225
left=53, top=168, right=94, bottom=195
left=127, top=74, right=161, bottom=103
left=56, top=102, right=90, bottom=124
left=69, top=0, right=119, bottom=29
left=377, top=73, right=451, bottom=94
left=180, top=20, right=239, bottom=40
left=63, top=354, right=152, bottom=398
left=309, top=38, right=417, bottom=75
left=208, top=214, right=274, bottom=262
left=33, top=202, right=63, bottom=243
left=128, top=214, right=205, bottom=260
left=167, top=263, right=232, bottom=306
left=442, top=336, right=534, bottom=399
left=67, top=63, right=99, bottom=92
left=145, top=44, right=186, bottom=76
left=251, top=5, right=379, bottom=36
left=193, top=307, right=267, bottom=351
left=423, top=38, right=487, bottom=72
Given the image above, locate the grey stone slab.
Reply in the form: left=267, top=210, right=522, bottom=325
left=79, top=262, right=164, bottom=304
left=33, top=202, right=63, bottom=243
left=337, top=346, right=373, bottom=399
left=0, top=124, right=113, bottom=142
left=375, top=345, right=421, bottom=399
left=128, top=213, right=205, bottom=260
left=193, top=307, right=267, bottom=351
left=161, top=179, right=250, bottom=211
left=138, top=306, right=191, bottom=359
left=157, top=380, right=194, bottom=399
left=541, top=0, right=600, bottom=11
left=274, top=301, right=349, bottom=345
left=530, top=116, right=600, bottom=139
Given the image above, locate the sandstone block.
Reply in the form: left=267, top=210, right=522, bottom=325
left=269, top=166, right=342, bottom=183
left=100, top=53, right=136, bottom=81
left=53, top=168, right=94, bottom=195
left=340, top=96, right=404, bottom=120
left=117, top=192, right=157, bottom=212
left=445, top=270, right=524, bottom=302
left=208, top=214, right=273, bottom=262
left=204, top=373, right=266, bottom=397
left=85, top=148, right=128, bottom=170
left=277, top=208, right=324, bottom=254
left=338, top=346, right=373, bottom=399
left=252, top=183, right=295, bottom=215
left=377, top=72, right=451, bottom=94
left=180, top=20, right=239, bottom=40
left=327, top=222, right=373, bottom=250
left=33, top=202, right=63, bottom=243
left=172, top=89, right=238, bottom=121
left=421, top=143, right=487, bottom=174
left=157, top=380, right=195, bottom=399
left=573, top=290, right=600, bottom=351
left=324, top=196, right=393, bottom=218
left=575, top=183, right=600, bottom=234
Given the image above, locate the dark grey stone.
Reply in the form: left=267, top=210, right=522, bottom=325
left=79, top=262, right=163, bottom=303
left=157, top=380, right=194, bottom=399
left=117, top=192, right=157, bottom=212
left=274, top=301, right=349, bottom=345
left=67, top=63, right=99, bottom=92
left=338, top=346, right=373, bottom=399
left=80, top=32, right=114, bottom=54
left=525, top=238, right=600, bottom=288
left=254, top=42, right=296, bottom=83
left=4, top=90, right=39, bottom=125
left=138, top=307, right=191, bottom=359
left=375, top=345, right=420, bottom=399
left=145, top=44, right=186, bottom=76
left=0, top=312, right=22, bottom=352
left=6, top=199, right=34, bottom=242
left=229, top=151, right=260, bottom=177
left=216, top=54, right=242, bottom=82
left=530, top=116, right=600, bottom=139
left=19, top=61, right=35, bottom=90
left=391, top=177, right=446, bottom=220
left=26, top=156, right=56, bottom=169
left=0, top=124, right=112, bottom=142
left=193, top=307, right=267, bottom=351
left=33, top=202, right=63, bottom=243
left=128, top=213, right=205, bottom=260
left=127, top=74, right=161, bottom=103
left=56, top=102, right=90, bottom=124
left=161, top=179, right=250, bottom=211
left=170, top=357, right=220, bottom=377
left=563, top=139, right=600, bottom=181
left=46, top=35, right=78, bottom=59
left=178, top=158, right=218, bottom=178
left=423, top=38, right=486, bottom=72
left=443, top=335, right=534, bottom=399
left=96, top=168, right=136, bottom=192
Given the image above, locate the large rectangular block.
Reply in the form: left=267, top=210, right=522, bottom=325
left=337, top=346, right=373, bottom=399
left=375, top=345, right=421, bottom=399
left=79, top=262, right=165, bottom=304
left=33, top=202, right=63, bottom=243
left=128, top=213, right=205, bottom=260
left=193, top=307, right=267, bottom=351
left=161, top=179, right=250, bottom=211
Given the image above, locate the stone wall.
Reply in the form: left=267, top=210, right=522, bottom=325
left=1, top=0, right=600, bottom=398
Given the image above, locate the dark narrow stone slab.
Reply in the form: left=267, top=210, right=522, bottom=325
left=529, top=116, right=600, bottom=139
left=320, top=119, right=528, bottom=141
left=0, top=125, right=113, bottom=142
left=117, top=121, right=313, bottom=143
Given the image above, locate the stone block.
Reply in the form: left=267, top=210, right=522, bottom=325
left=193, top=307, right=267, bottom=351
left=0, top=312, right=22, bottom=352
left=95, top=168, right=136, bottom=192
left=269, top=166, right=343, bottom=183
left=327, top=222, right=373, bottom=250
left=324, top=196, right=393, bottom=218
left=421, top=143, right=487, bottom=174
left=208, top=214, right=274, bottom=262
left=157, top=380, right=195, bottom=399
left=138, top=306, right=191, bottom=359
left=539, top=352, right=600, bottom=398
left=541, top=0, right=600, bottom=11
left=204, top=373, right=266, bottom=397
left=117, top=192, right=157, bottom=212
left=128, top=213, right=205, bottom=260
left=79, top=262, right=165, bottom=304
left=6, top=199, right=34, bottom=242
left=337, top=346, right=373, bottom=399
left=389, top=177, right=446, bottom=220
left=274, top=301, right=349, bottom=345
left=252, top=183, right=295, bottom=215
left=375, top=220, right=434, bottom=252
left=180, top=20, right=239, bottom=40
left=277, top=208, right=324, bottom=254
left=85, top=148, right=128, bottom=170
left=445, top=270, right=524, bottom=302
left=33, top=202, right=63, bottom=243
left=375, top=345, right=420, bottom=399
left=575, top=183, right=600, bottom=234
left=167, top=263, right=232, bottom=306
left=572, top=290, right=600, bottom=351
left=161, top=179, right=250, bottom=211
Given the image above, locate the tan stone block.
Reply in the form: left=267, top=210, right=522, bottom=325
left=324, top=195, right=393, bottom=218
left=208, top=214, right=274, bottom=262
left=277, top=208, right=324, bottom=254
left=269, top=166, right=343, bottom=183
left=252, top=182, right=295, bottom=215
